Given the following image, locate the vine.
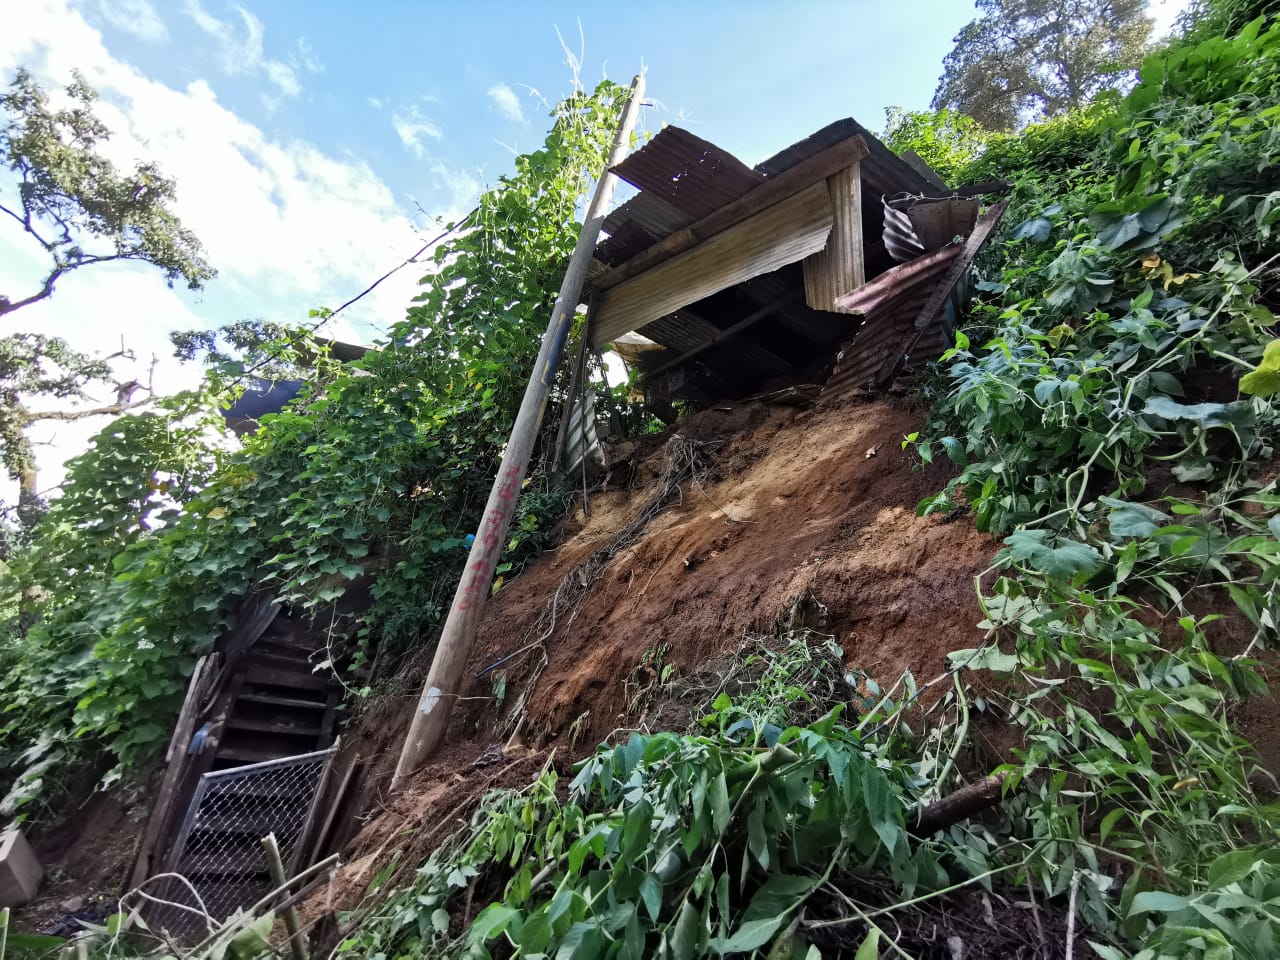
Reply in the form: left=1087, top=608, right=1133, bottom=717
left=0, top=79, right=637, bottom=808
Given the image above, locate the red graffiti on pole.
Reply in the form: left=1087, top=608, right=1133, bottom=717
left=455, top=464, right=525, bottom=612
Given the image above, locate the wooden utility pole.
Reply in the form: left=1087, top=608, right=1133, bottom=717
left=393, top=74, right=645, bottom=785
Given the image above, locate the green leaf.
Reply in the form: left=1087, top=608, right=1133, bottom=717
left=1206, top=849, right=1262, bottom=889
left=743, top=875, right=818, bottom=924
left=667, top=900, right=704, bottom=960
left=470, top=903, right=521, bottom=943
left=1129, top=891, right=1191, bottom=916
left=1239, top=339, right=1280, bottom=396
left=709, top=772, right=730, bottom=833
left=949, top=645, right=1019, bottom=673
left=1100, top=496, right=1169, bottom=539
left=854, top=928, right=882, bottom=960
left=710, top=916, right=788, bottom=953
left=1000, top=530, right=1103, bottom=580
left=1144, top=396, right=1253, bottom=431
left=640, top=874, right=663, bottom=923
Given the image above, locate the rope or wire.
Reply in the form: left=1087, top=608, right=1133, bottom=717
left=214, top=207, right=480, bottom=396
left=326, top=208, right=479, bottom=321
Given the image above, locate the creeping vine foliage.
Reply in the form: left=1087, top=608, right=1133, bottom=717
left=0, top=80, right=633, bottom=804
left=906, top=11, right=1280, bottom=958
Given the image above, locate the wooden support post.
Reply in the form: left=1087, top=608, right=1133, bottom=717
left=128, top=655, right=210, bottom=889
left=261, top=833, right=308, bottom=960
left=802, top=161, right=865, bottom=312
left=392, top=75, right=646, bottom=785
left=912, top=772, right=1010, bottom=836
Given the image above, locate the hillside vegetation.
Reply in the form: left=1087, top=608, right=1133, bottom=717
left=1, top=3, right=1279, bottom=959
left=337, top=9, right=1280, bottom=960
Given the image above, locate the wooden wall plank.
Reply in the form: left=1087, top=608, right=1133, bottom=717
left=802, top=163, right=865, bottom=313
left=591, top=181, right=834, bottom=348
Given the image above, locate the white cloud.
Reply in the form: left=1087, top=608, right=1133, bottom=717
left=294, top=36, right=322, bottom=75
left=184, top=0, right=300, bottom=97
left=367, top=95, right=383, bottom=110
left=486, top=82, right=525, bottom=124
left=92, top=0, right=168, bottom=43
left=0, top=0, right=463, bottom=499
left=391, top=105, right=443, bottom=158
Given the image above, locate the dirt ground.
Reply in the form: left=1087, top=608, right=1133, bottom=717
left=450, top=394, right=996, bottom=752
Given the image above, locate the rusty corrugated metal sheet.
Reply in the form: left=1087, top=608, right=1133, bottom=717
left=883, top=196, right=980, bottom=263
left=563, top=390, right=605, bottom=478
left=610, top=126, right=764, bottom=220
left=754, top=118, right=932, bottom=198
left=595, top=118, right=936, bottom=281
left=823, top=246, right=963, bottom=397
left=596, top=220, right=662, bottom=266
left=603, top=191, right=694, bottom=237
left=836, top=246, right=962, bottom=315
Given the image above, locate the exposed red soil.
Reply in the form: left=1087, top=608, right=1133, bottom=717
left=294, top=395, right=999, bottom=947
left=451, top=395, right=996, bottom=748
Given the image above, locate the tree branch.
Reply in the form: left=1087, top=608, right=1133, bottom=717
left=0, top=200, right=45, bottom=246
left=0, top=252, right=136, bottom=318
left=22, top=394, right=155, bottom=424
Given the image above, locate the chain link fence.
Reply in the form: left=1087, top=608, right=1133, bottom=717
left=148, top=748, right=335, bottom=939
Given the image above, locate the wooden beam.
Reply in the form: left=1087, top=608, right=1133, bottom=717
left=592, top=181, right=834, bottom=347
left=802, top=162, right=865, bottom=312
left=645, top=290, right=804, bottom=380
left=899, top=149, right=949, bottom=193
left=127, top=655, right=210, bottom=888
left=595, top=136, right=869, bottom=293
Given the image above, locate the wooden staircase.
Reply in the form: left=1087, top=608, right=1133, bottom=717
left=149, top=608, right=342, bottom=930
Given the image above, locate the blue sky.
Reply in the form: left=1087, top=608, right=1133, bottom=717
left=0, top=0, right=1187, bottom=499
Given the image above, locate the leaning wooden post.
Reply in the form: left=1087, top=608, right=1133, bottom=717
left=393, top=75, right=645, bottom=785
left=261, top=833, right=308, bottom=960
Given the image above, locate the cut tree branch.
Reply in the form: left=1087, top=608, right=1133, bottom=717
left=912, top=772, right=1011, bottom=836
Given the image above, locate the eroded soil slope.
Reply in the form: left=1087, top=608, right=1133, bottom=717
left=453, top=394, right=995, bottom=749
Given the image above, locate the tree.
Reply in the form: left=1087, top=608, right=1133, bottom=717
left=882, top=107, right=990, bottom=185
left=0, top=334, right=160, bottom=525
left=0, top=68, right=214, bottom=316
left=0, top=68, right=215, bottom=523
left=932, top=0, right=1153, bottom=131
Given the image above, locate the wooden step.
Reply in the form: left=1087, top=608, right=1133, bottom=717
left=213, top=744, right=297, bottom=765
left=179, top=849, right=269, bottom=876
left=253, top=640, right=314, bottom=663
left=192, top=809, right=307, bottom=834
left=237, top=692, right=328, bottom=711
left=212, top=780, right=309, bottom=800
left=224, top=716, right=322, bottom=737
left=243, top=665, right=328, bottom=691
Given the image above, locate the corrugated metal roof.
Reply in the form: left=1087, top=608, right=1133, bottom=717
left=610, top=126, right=765, bottom=220
left=883, top=196, right=980, bottom=263
left=603, top=192, right=692, bottom=236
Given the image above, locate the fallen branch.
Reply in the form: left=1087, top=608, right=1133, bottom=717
left=913, top=771, right=1011, bottom=836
